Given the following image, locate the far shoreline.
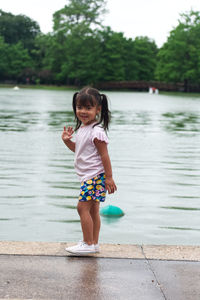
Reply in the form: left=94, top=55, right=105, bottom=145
left=0, top=83, right=77, bottom=91
left=1, top=83, right=200, bottom=97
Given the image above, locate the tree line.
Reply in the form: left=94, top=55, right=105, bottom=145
left=0, top=0, right=200, bottom=90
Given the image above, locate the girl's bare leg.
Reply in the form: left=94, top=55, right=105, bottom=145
left=90, top=201, right=101, bottom=244
left=77, top=201, right=94, bottom=245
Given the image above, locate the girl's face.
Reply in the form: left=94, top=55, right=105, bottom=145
left=76, top=100, right=101, bottom=126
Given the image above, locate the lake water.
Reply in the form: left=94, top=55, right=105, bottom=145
left=0, top=88, right=200, bottom=245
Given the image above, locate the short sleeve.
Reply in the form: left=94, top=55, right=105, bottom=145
left=91, top=126, right=108, bottom=144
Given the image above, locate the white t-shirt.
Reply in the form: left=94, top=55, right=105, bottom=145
left=74, top=122, right=108, bottom=182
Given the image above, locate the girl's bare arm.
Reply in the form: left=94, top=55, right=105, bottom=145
left=62, top=126, right=75, bottom=152
left=94, top=139, right=117, bottom=194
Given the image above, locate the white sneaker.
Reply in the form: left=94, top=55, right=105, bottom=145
left=65, top=240, right=82, bottom=252
left=94, top=244, right=100, bottom=253
left=65, top=241, right=96, bottom=255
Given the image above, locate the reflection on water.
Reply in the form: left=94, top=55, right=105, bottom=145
left=100, top=216, right=122, bottom=225
left=0, top=110, right=74, bottom=132
left=48, top=219, right=80, bottom=223
left=162, top=112, right=200, bottom=133
left=113, top=110, right=152, bottom=127
left=160, top=226, right=200, bottom=231
left=0, top=89, right=200, bottom=244
left=51, top=204, right=77, bottom=209
left=161, top=206, right=200, bottom=211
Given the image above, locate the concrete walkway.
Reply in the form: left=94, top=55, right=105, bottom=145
left=0, top=241, right=200, bottom=299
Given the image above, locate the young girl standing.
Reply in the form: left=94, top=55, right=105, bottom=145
left=62, top=87, right=117, bottom=255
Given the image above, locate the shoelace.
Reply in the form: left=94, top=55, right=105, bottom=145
left=78, top=240, right=85, bottom=247
left=78, top=240, right=97, bottom=248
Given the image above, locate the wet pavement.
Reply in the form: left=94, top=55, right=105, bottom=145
left=0, top=242, right=200, bottom=299
left=1, top=254, right=200, bottom=299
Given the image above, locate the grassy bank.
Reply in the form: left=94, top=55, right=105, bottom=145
left=0, top=84, right=77, bottom=91
left=1, top=84, right=200, bottom=97
left=160, top=91, right=200, bottom=98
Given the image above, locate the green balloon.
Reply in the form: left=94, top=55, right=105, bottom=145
left=100, top=205, right=124, bottom=217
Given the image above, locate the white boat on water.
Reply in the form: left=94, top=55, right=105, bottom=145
left=149, top=87, right=159, bottom=94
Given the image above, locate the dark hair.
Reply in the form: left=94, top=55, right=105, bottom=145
left=72, top=87, right=111, bottom=131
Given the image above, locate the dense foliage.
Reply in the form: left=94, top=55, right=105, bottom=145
left=0, top=2, right=199, bottom=88
left=155, top=11, right=200, bottom=91
left=0, top=0, right=158, bottom=85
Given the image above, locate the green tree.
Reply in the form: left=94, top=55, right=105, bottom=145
left=51, top=0, right=107, bottom=85
left=31, top=33, right=55, bottom=83
left=123, top=38, right=139, bottom=80
left=97, top=27, right=126, bottom=81
left=133, top=36, right=158, bottom=80
left=97, top=31, right=157, bottom=82
left=39, top=32, right=73, bottom=84
left=0, top=37, right=33, bottom=80
left=0, top=36, right=33, bottom=81
left=0, top=36, right=9, bottom=79
left=0, top=10, right=40, bottom=50
left=155, top=10, right=200, bottom=91
left=7, top=43, right=34, bottom=80
left=58, top=33, right=103, bottom=85
left=53, top=0, right=107, bottom=35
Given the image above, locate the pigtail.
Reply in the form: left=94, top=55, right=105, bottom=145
left=72, top=92, right=81, bottom=131
left=98, top=94, right=111, bottom=131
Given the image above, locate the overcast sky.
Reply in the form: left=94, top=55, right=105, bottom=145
left=1, top=0, right=200, bottom=47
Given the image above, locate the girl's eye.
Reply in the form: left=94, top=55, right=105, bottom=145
left=76, top=105, right=92, bottom=110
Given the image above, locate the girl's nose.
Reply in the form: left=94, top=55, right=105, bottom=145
left=81, top=107, right=87, bottom=113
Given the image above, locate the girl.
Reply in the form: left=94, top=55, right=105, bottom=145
left=62, top=87, right=117, bottom=255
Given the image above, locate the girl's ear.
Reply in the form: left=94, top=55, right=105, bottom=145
left=96, top=106, right=101, bottom=121
left=97, top=105, right=101, bottom=115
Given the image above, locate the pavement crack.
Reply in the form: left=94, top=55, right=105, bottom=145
left=141, top=245, right=167, bottom=300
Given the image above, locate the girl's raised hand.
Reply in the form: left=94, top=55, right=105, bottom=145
left=62, top=126, right=74, bottom=142
left=105, top=177, right=117, bottom=194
